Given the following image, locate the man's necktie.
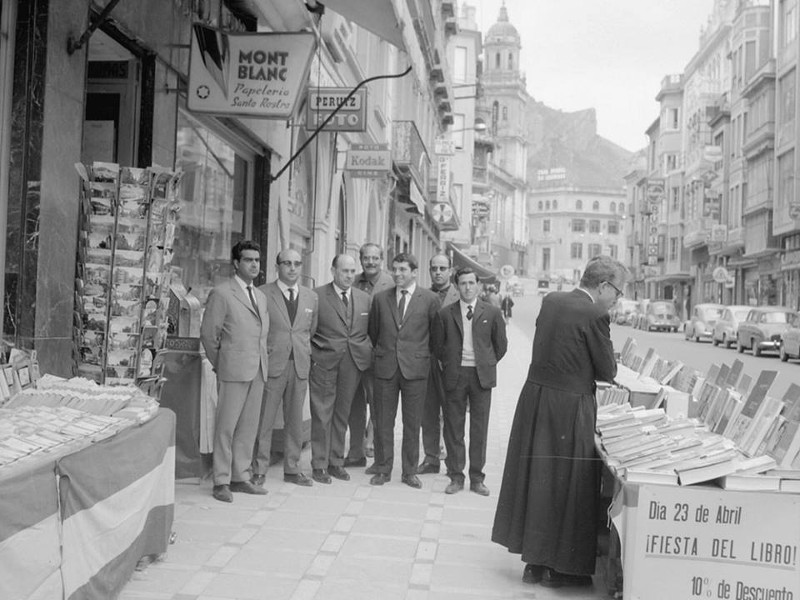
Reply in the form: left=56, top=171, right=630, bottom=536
left=247, top=285, right=260, bottom=318
left=341, top=291, right=349, bottom=307
left=399, top=289, right=408, bottom=320
left=286, top=288, right=297, bottom=323
left=466, top=304, right=473, bottom=320
left=288, top=288, right=295, bottom=304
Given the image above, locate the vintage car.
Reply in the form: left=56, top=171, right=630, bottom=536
left=610, top=298, right=638, bottom=325
left=779, top=312, right=800, bottom=362
left=642, top=301, right=681, bottom=332
left=736, top=306, right=797, bottom=356
left=632, top=299, right=650, bottom=329
left=684, top=303, right=725, bottom=342
left=711, top=305, right=752, bottom=348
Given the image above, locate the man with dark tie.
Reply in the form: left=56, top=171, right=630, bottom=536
left=431, top=267, right=507, bottom=496
left=200, top=240, right=269, bottom=503
left=308, top=255, right=373, bottom=483
left=419, top=253, right=460, bottom=475
left=252, top=248, right=318, bottom=487
left=345, top=243, right=395, bottom=469
left=368, top=252, right=440, bottom=488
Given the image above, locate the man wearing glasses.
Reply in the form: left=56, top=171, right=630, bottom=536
left=252, top=248, right=318, bottom=487
left=492, top=255, right=628, bottom=589
left=419, top=253, right=460, bottom=475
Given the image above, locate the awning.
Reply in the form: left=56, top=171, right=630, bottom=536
left=318, top=0, right=405, bottom=50
left=448, top=243, right=497, bottom=283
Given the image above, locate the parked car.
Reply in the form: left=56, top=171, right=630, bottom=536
left=736, top=306, right=797, bottom=356
left=642, top=301, right=681, bottom=332
left=712, top=305, right=752, bottom=348
left=780, top=312, right=800, bottom=362
left=632, top=299, right=650, bottom=329
left=611, top=299, right=638, bottom=325
left=684, top=303, right=725, bottom=342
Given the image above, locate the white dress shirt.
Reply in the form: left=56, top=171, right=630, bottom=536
left=460, top=300, right=476, bottom=367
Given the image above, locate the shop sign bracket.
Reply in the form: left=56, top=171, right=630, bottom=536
left=67, top=0, right=125, bottom=55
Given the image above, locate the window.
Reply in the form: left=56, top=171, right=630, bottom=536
left=592, top=201, right=599, bottom=211
left=589, top=243, right=602, bottom=257
left=576, top=199, right=583, bottom=210
left=570, top=243, right=583, bottom=259
left=666, top=107, right=680, bottom=130
left=783, top=0, right=797, bottom=48
left=508, top=52, right=514, bottom=70
left=619, top=202, right=625, bottom=213
left=542, top=248, right=551, bottom=272
left=779, top=150, right=795, bottom=213
left=453, top=46, right=468, bottom=83
left=780, top=69, right=796, bottom=125
left=665, top=153, right=678, bottom=171
left=669, top=237, right=678, bottom=261
left=543, top=219, right=550, bottom=232
left=553, top=199, right=558, bottom=209
left=545, top=200, right=551, bottom=210
left=175, top=110, right=254, bottom=304
left=538, top=201, right=543, bottom=210
left=671, top=186, right=680, bottom=210
left=572, top=219, right=585, bottom=232
left=608, top=220, right=619, bottom=234
left=610, top=202, right=616, bottom=213
left=495, top=52, right=501, bottom=68
left=502, top=106, right=508, bottom=120
left=609, top=245, right=618, bottom=259
left=589, top=219, right=600, bottom=233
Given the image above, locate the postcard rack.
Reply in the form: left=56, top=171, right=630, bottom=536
left=73, top=162, right=182, bottom=386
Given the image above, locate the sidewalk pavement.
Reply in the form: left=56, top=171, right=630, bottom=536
left=121, top=321, right=609, bottom=600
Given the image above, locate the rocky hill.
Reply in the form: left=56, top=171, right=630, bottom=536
left=526, top=100, right=636, bottom=189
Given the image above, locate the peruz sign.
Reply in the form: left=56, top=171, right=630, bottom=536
left=306, top=88, right=367, bottom=132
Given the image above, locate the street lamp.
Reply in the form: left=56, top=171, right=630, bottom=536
left=446, top=117, right=487, bottom=134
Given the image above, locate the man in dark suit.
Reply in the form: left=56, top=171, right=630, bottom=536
left=252, top=249, right=318, bottom=487
left=368, top=252, right=440, bottom=488
left=492, top=256, right=627, bottom=589
left=308, top=254, right=372, bottom=483
left=345, top=243, right=395, bottom=469
left=419, top=253, right=460, bottom=475
left=200, top=240, right=269, bottom=502
left=432, top=267, right=507, bottom=496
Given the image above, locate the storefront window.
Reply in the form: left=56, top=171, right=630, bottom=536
left=173, top=110, right=253, bottom=304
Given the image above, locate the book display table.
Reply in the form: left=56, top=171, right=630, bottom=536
left=0, top=408, right=175, bottom=600
left=607, top=476, right=800, bottom=599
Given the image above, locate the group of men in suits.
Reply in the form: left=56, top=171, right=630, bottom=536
left=200, top=240, right=508, bottom=502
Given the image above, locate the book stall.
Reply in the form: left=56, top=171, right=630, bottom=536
left=597, top=337, right=800, bottom=598
left=0, top=162, right=185, bottom=600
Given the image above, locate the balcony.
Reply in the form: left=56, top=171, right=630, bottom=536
left=472, top=164, right=488, bottom=185
left=392, top=120, right=430, bottom=203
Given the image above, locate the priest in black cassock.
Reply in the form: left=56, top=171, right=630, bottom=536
left=492, top=255, right=628, bottom=589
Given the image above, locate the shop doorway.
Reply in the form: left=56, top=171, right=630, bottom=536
left=82, top=30, right=140, bottom=165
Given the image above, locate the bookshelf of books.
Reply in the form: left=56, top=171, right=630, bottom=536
left=74, top=163, right=182, bottom=387
left=598, top=337, right=800, bottom=598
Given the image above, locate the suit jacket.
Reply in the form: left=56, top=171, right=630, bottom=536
left=260, top=281, right=318, bottom=378
left=368, top=286, right=440, bottom=380
left=432, top=299, right=508, bottom=390
left=528, top=288, right=616, bottom=394
left=432, top=283, right=460, bottom=308
left=200, top=278, right=269, bottom=382
left=311, top=283, right=372, bottom=371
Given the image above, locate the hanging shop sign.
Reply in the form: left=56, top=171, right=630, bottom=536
left=436, top=156, right=451, bottom=204
left=646, top=178, right=665, bottom=205
left=432, top=202, right=457, bottom=230
left=188, top=25, right=316, bottom=119
left=305, top=88, right=367, bottom=132
left=345, top=144, right=391, bottom=178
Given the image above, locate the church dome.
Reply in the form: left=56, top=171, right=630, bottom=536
left=485, top=4, right=519, bottom=42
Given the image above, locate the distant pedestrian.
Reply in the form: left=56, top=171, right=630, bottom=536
left=492, top=255, right=628, bottom=589
left=500, top=294, right=514, bottom=322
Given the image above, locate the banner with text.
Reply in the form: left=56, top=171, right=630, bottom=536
left=188, top=25, right=315, bottom=119
left=305, top=88, right=367, bottom=132
left=627, top=485, right=800, bottom=599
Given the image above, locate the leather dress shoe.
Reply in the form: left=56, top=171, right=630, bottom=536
left=522, top=564, right=544, bottom=584
left=212, top=484, right=232, bottom=503
left=470, top=481, right=490, bottom=496
left=365, top=463, right=379, bottom=475
left=417, top=462, right=440, bottom=475
left=251, top=474, right=266, bottom=487
left=344, top=456, right=367, bottom=468
left=444, top=479, right=464, bottom=494
left=312, top=469, right=332, bottom=484
left=230, top=480, right=267, bottom=495
left=328, top=465, right=350, bottom=481
left=369, top=473, right=390, bottom=486
left=540, top=568, right=593, bottom=588
left=401, top=474, right=422, bottom=489
left=284, top=472, right=313, bottom=486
